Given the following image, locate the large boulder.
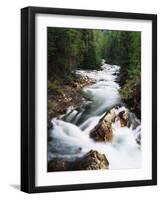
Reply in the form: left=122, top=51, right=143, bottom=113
left=90, top=107, right=129, bottom=142
left=48, top=150, right=109, bottom=172
left=77, top=150, right=109, bottom=170
left=90, top=109, right=116, bottom=142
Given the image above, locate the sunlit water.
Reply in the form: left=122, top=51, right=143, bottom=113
left=48, top=64, right=141, bottom=170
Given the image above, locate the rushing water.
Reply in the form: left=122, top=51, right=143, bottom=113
left=48, top=63, right=141, bottom=170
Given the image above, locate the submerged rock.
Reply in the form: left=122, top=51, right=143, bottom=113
left=48, top=150, right=109, bottom=172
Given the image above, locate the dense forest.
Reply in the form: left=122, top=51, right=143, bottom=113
left=48, top=28, right=102, bottom=80
left=48, top=27, right=141, bottom=118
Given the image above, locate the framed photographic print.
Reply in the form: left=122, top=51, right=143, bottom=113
left=21, top=6, right=157, bottom=193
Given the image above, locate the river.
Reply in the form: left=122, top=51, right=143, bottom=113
left=48, top=63, right=141, bottom=170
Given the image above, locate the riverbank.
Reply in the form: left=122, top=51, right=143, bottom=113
left=120, top=78, right=141, bottom=119
left=48, top=74, right=95, bottom=126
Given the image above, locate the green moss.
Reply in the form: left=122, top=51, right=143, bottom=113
left=48, top=80, right=64, bottom=95
left=48, top=100, right=55, bottom=112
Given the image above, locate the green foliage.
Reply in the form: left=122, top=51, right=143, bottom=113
left=81, top=29, right=101, bottom=69
left=119, top=77, right=139, bottom=99
left=48, top=27, right=103, bottom=82
left=48, top=28, right=82, bottom=80
left=48, top=100, right=55, bottom=112
left=102, top=31, right=141, bottom=84
left=48, top=80, right=64, bottom=95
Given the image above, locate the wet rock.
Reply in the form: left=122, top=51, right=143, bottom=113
left=77, top=150, right=109, bottom=170
left=48, top=158, right=72, bottom=172
left=118, top=110, right=128, bottom=127
left=72, top=76, right=93, bottom=89
left=112, top=72, right=118, bottom=76
left=90, top=109, right=116, bottom=142
left=48, top=150, right=109, bottom=172
left=127, top=112, right=140, bottom=129
left=72, top=82, right=79, bottom=88
left=48, top=120, right=53, bottom=130
left=90, top=107, right=129, bottom=142
left=136, top=133, right=141, bottom=145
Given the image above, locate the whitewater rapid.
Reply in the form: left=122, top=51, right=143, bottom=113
left=48, top=64, right=141, bottom=170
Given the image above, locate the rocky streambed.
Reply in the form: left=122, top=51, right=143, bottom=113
left=48, top=74, right=95, bottom=128
left=48, top=64, right=141, bottom=171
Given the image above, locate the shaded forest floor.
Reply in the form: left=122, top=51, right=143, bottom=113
left=48, top=74, right=95, bottom=124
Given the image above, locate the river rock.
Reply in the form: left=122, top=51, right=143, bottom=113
left=127, top=112, right=141, bottom=129
left=90, top=109, right=116, bottom=142
left=47, top=120, right=53, bottom=130
left=90, top=107, right=129, bottom=142
left=72, top=82, right=79, bottom=88
left=48, top=150, right=109, bottom=171
left=48, top=158, right=71, bottom=172
left=77, top=150, right=109, bottom=170
left=118, top=110, right=128, bottom=127
left=74, top=75, right=96, bottom=89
